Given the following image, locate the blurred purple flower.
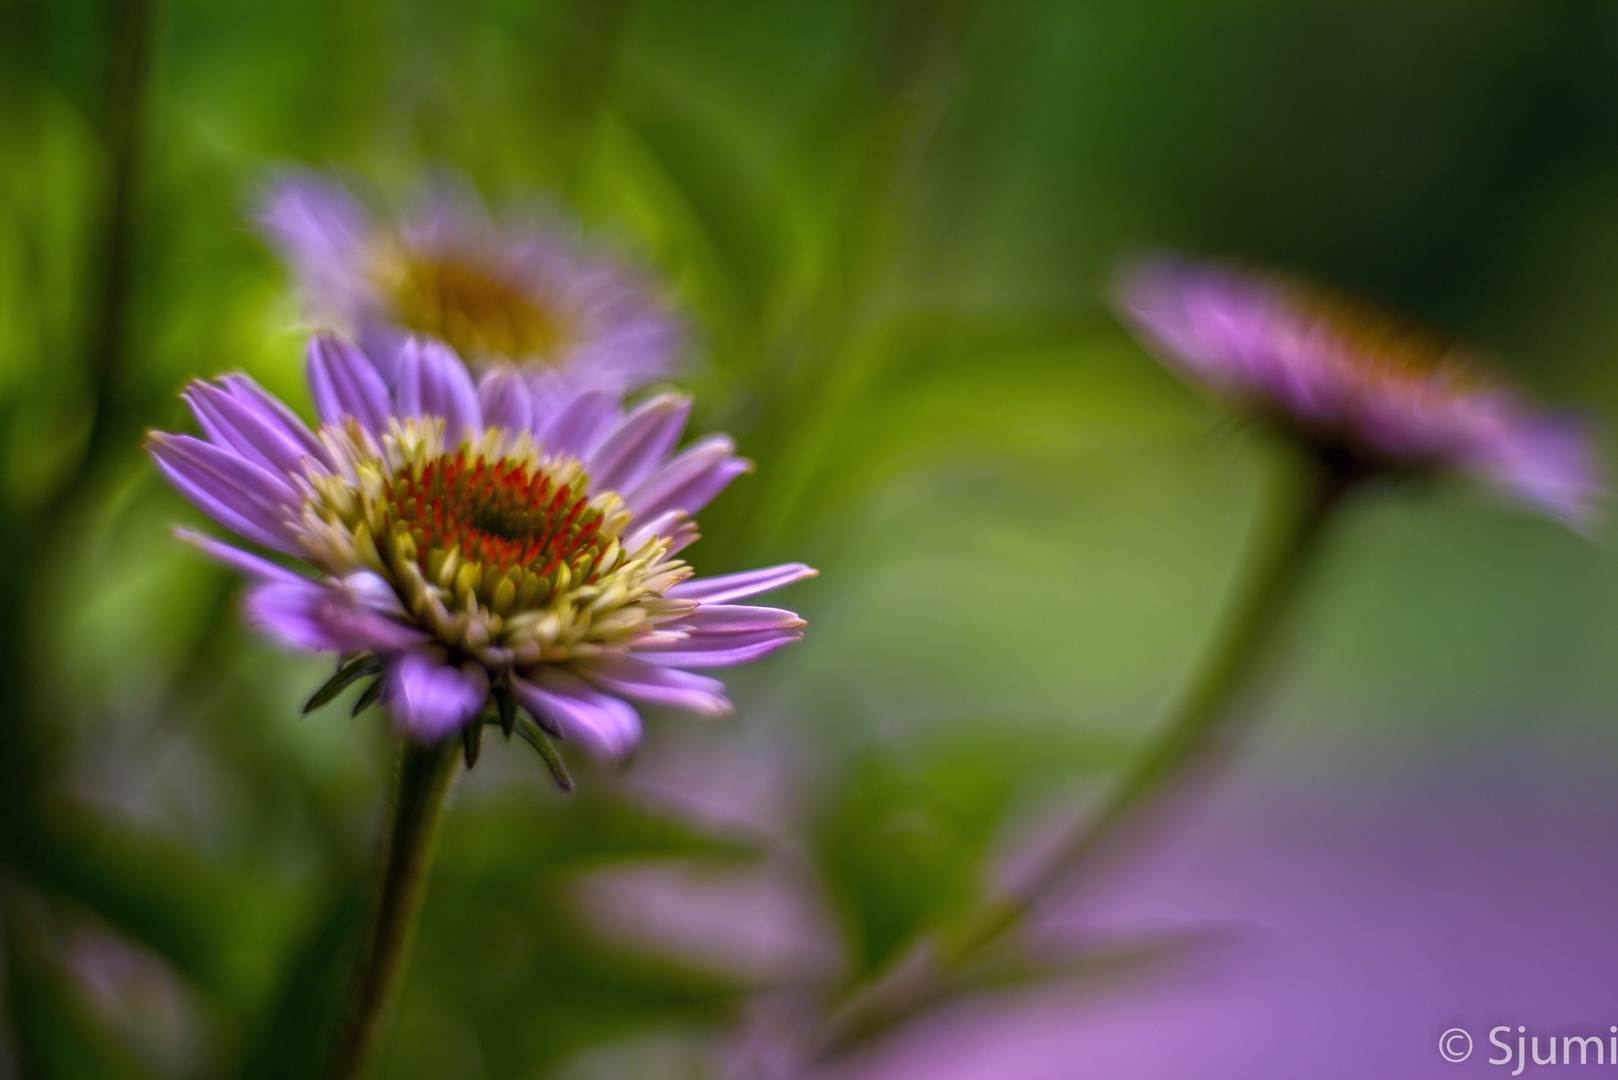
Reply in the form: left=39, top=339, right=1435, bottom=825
left=148, top=333, right=812, bottom=756
left=259, top=173, right=680, bottom=408
left=1113, top=257, right=1603, bottom=525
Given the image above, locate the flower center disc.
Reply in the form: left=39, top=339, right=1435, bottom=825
left=380, top=250, right=569, bottom=362
left=380, top=450, right=612, bottom=615
left=1301, top=288, right=1480, bottom=397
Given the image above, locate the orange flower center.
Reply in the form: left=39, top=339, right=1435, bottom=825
left=1306, top=289, right=1480, bottom=398
left=379, top=249, right=569, bottom=362
left=379, top=450, right=612, bottom=613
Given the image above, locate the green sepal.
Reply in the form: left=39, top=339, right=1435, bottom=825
left=461, top=716, right=483, bottom=769
left=489, top=710, right=574, bottom=793
left=303, top=654, right=382, bottom=714
left=493, top=685, right=517, bottom=739
left=351, top=676, right=384, bottom=717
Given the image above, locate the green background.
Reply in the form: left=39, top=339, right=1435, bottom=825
left=2, top=2, right=1616, bottom=1076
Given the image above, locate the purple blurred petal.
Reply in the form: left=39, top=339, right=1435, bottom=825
left=511, top=668, right=641, bottom=759
left=1479, top=414, right=1604, bottom=527
left=335, top=570, right=410, bottom=618
left=665, top=520, right=701, bottom=556
left=628, top=435, right=751, bottom=520
left=536, top=388, right=617, bottom=458
left=258, top=176, right=368, bottom=262
left=385, top=651, right=488, bottom=742
left=398, top=173, right=492, bottom=253
left=257, top=176, right=372, bottom=324
left=535, top=248, right=684, bottom=394
left=147, top=434, right=302, bottom=554
left=578, top=654, right=732, bottom=717
left=1117, top=260, right=1350, bottom=425
left=244, top=574, right=428, bottom=655
left=587, top=394, right=691, bottom=493
left=355, top=323, right=408, bottom=384
left=243, top=580, right=342, bottom=651
left=395, top=336, right=482, bottom=441
left=1112, top=255, right=1607, bottom=532
left=668, top=564, right=818, bottom=604
left=476, top=364, right=534, bottom=434
left=636, top=628, right=802, bottom=668
left=565, top=304, right=682, bottom=393
left=173, top=529, right=303, bottom=585
left=307, top=334, right=392, bottom=434
left=260, top=171, right=680, bottom=398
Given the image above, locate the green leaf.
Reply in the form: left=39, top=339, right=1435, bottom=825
left=500, top=711, right=574, bottom=793
left=461, top=715, right=483, bottom=769
left=304, top=650, right=381, bottom=718
left=350, top=676, right=384, bottom=717
left=493, top=684, right=517, bottom=739
left=303, top=654, right=381, bottom=714
left=232, top=885, right=368, bottom=1080
left=813, top=725, right=1131, bottom=981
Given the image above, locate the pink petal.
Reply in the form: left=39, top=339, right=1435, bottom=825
left=587, top=394, right=691, bottom=493
left=257, top=176, right=372, bottom=324
left=148, top=434, right=302, bottom=554
left=477, top=364, right=534, bottom=434
left=308, top=334, right=392, bottom=434
left=511, top=668, right=642, bottom=759
left=385, top=651, right=488, bottom=742
left=395, top=336, right=482, bottom=440
left=628, top=435, right=750, bottom=520
left=578, top=654, right=732, bottom=717
left=183, top=377, right=328, bottom=477
left=635, top=628, right=803, bottom=669
left=536, top=388, right=617, bottom=458
left=667, top=563, right=818, bottom=604
left=1480, top=415, right=1605, bottom=527
left=682, top=605, right=806, bottom=633
left=244, top=578, right=427, bottom=655
left=221, top=375, right=330, bottom=460
left=173, top=529, right=304, bottom=585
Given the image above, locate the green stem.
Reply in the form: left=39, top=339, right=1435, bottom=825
left=324, top=738, right=459, bottom=1080
left=76, top=0, right=163, bottom=485
left=815, top=449, right=1359, bottom=1057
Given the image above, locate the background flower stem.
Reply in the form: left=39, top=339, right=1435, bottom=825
left=325, top=736, right=460, bottom=1080
left=815, top=446, right=1362, bottom=1059
left=959, top=449, right=1358, bottom=946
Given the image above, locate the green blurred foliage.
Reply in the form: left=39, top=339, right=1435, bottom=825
left=4, top=0, right=1618, bottom=1076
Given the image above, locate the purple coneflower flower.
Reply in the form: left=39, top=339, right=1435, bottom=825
left=147, top=333, right=811, bottom=763
left=259, top=174, right=678, bottom=409
left=1113, top=256, right=1602, bottom=524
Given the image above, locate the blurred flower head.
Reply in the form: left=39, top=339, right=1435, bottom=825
left=259, top=173, right=680, bottom=404
left=1113, top=256, right=1603, bottom=525
left=148, top=334, right=812, bottom=759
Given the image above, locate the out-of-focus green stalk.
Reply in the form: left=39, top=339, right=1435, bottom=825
left=77, top=0, right=163, bottom=481
left=0, top=0, right=162, bottom=820
left=730, top=0, right=971, bottom=562
left=324, top=738, right=460, bottom=1080
left=954, top=452, right=1356, bottom=952
left=550, top=0, right=633, bottom=198
left=814, top=448, right=1361, bottom=1058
